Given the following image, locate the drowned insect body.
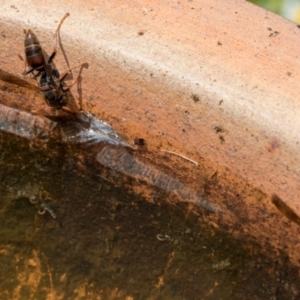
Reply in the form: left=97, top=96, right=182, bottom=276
left=0, top=13, right=87, bottom=114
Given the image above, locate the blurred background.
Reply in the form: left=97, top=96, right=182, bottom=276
left=249, top=0, right=300, bottom=23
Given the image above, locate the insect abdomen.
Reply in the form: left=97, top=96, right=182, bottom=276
left=24, top=30, right=45, bottom=71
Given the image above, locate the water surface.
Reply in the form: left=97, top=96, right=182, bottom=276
left=0, top=107, right=299, bottom=300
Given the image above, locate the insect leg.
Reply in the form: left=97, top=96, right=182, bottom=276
left=58, top=62, right=88, bottom=91
left=48, top=13, right=70, bottom=64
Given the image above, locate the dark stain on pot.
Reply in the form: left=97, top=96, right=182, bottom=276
left=272, top=194, right=300, bottom=227
left=191, top=93, right=199, bottom=102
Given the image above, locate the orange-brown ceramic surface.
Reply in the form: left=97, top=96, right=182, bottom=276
left=1, top=0, right=300, bottom=265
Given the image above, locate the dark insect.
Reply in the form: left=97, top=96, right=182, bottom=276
left=37, top=62, right=88, bottom=113
left=0, top=66, right=86, bottom=116
left=5, top=12, right=88, bottom=114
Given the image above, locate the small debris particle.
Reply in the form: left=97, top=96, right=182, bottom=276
left=217, top=41, right=222, bottom=45
left=219, top=135, right=225, bottom=143
left=191, top=93, right=199, bottom=102
left=267, top=138, right=280, bottom=153
left=156, top=234, right=170, bottom=241
left=185, top=228, right=191, bottom=234
left=161, top=149, right=198, bottom=166
left=18, top=53, right=24, bottom=61
left=269, top=31, right=279, bottom=38
left=138, top=30, right=144, bottom=36
left=214, top=126, right=224, bottom=133
left=213, top=258, right=230, bottom=270
left=271, top=194, right=300, bottom=227
left=210, top=170, right=218, bottom=180
left=134, top=138, right=145, bottom=146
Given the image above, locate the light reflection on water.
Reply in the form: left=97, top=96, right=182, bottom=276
left=97, top=145, right=222, bottom=214
left=0, top=103, right=129, bottom=147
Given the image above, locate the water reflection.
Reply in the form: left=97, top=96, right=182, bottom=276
left=97, top=145, right=222, bottom=214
